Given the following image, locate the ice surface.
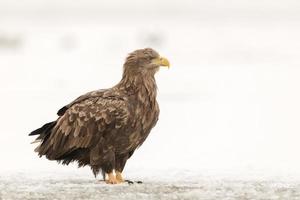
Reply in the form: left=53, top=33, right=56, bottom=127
left=1, top=170, right=300, bottom=200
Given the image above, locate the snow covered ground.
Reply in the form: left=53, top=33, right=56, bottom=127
left=1, top=170, right=300, bottom=200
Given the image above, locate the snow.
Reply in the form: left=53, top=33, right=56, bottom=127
left=1, top=170, right=300, bottom=200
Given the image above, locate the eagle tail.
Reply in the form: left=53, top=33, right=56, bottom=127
left=29, top=121, right=57, bottom=146
left=29, top=121, right=56, bottom=136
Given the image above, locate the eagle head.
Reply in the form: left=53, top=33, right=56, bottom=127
left=123, top=48, right=170, bottom=75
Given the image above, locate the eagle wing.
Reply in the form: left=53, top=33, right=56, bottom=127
left=37, top=92, right=130, bottom=159
left=57, top=90, right=105, bottom=116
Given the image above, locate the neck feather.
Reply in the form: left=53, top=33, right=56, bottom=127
left=117, top=70, right=157, bottom=101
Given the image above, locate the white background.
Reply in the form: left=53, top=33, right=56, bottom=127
left=1, top=0, right=300, bottom=178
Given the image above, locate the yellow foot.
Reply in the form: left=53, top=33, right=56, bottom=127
left=105, top=172, right=120, bottom=184
left=116, top=171, right=124, bottom=183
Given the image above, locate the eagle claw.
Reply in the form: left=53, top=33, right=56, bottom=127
left=125, top=180, right=143, bottom=184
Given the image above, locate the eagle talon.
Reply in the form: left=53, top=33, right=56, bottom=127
left=124, top=180, right=143, bottom=184
left=125, top=180, right=134, bottom=185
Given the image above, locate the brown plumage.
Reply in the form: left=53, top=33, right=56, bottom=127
left=29, top=48, right=170, bottom=184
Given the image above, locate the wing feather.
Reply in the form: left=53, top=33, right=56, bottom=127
left=39, top=95, right=130, bottom=159
left=57, top=90, right=106, bottom=116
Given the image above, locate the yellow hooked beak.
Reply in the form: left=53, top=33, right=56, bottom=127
left=152, top=57, right=170, bottom=68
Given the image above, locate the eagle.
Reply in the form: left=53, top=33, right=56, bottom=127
left=29, top=48, right=170, bottom=184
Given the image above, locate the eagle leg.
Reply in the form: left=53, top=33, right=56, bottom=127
left=115, top=170, right=124, bottom=182
left=105, top=172, right=119, bottom=184
left=115, top=152, right=133, bottom=181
